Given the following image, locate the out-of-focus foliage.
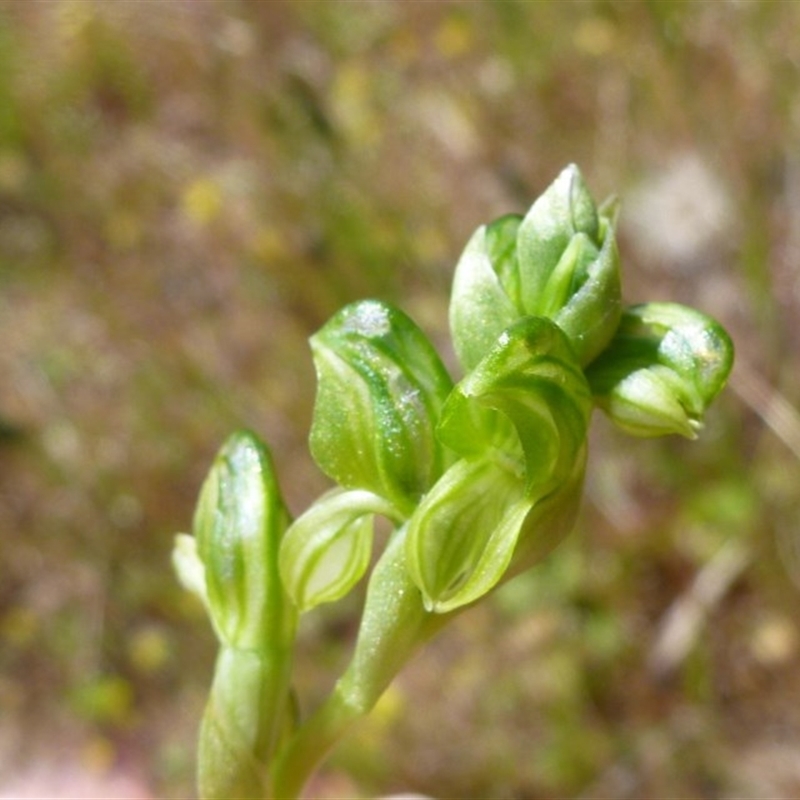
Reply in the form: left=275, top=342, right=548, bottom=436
left=1, top=1, right=800, bottom=797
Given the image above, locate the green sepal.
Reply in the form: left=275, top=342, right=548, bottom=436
left=309, top=300, right=453, bottom=514
left=192, top=430, right=294, bottom=651
left=279, top=488, right=402, bottom=613
left=449, top=217, right=522, bottom=372
left=586, top=302, right=735, bottom=437
left=439, top=316, right=592, bottom=496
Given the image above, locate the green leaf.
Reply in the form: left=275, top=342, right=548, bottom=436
left=309, top=300, right=453, bottom=513
left=279, top=489, right=402, bottom=613
left=586, top=302, right=735, bottom=437
left=192, top=430, right=293, bottom=650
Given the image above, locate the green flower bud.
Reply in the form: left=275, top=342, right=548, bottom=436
left=449, top=164, right=621, bottom=371
left=279, top=489, right=402, bottom=613
left=192, top=430, right=293, bottom=650
left=586, top=302, right=734, bottom=437
left=186, top=430, right=297, bottom=800
left=309, top=300, right=453, bottom=514
left=408, top=317, right=593, bottom=613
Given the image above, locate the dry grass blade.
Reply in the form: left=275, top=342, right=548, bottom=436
left=730, top=364, right=800, bottom=463
left=648, top=538, right=752, bottom=679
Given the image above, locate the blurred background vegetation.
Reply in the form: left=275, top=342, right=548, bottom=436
left=1, top=1, right=799, bottom=797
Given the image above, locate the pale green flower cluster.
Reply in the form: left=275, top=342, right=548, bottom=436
left=174, top=165, right=734, bottom=800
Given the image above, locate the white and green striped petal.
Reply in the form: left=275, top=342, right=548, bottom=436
left=309, top=300, right=453, bottom=514
left=279, top=488, right=401, bottom=613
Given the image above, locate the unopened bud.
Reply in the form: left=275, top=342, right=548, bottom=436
left=449, top=164, right=621, bottom=371
left=587, top=303, right=734, bottom=437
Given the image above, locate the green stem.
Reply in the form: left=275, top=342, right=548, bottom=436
left=271, top=467, right=586, bottom=798
left=272, top=527, right=450, bottom=798
left=198, top=645, right=294, bottom=800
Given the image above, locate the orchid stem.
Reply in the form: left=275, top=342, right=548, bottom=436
left=272, top=528, right=450, bottom=798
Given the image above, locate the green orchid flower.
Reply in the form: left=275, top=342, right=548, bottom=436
left=587, top=302, right=734, bottom=437
left=309, top=299, right=453, bottom=515
left=406, top=316, right=593, bottom=613
left=449, top=164, right=621, bottom=372
left=279, top=488, right=403, bottom=613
